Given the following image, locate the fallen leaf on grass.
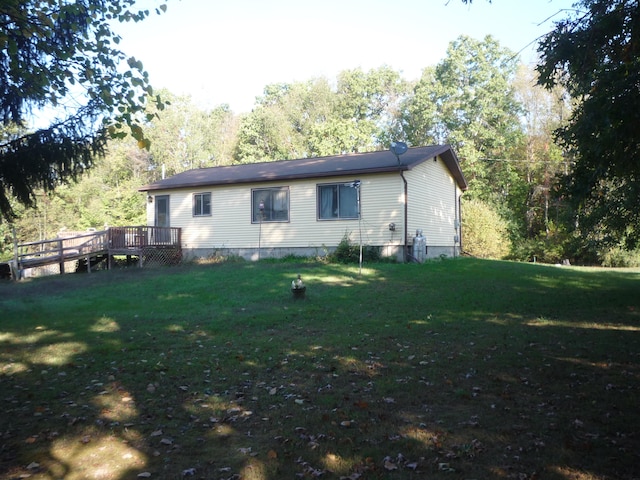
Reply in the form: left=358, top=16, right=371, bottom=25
left=383, top=459, right=398, bottom=471
left=439, top=462, right=455, bottom=472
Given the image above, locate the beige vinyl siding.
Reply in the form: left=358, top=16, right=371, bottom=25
left=359, top=173, right=405, bottom=250
left=405, top=155, right=458, bottom=246
left=146, top=173, right=406, bottom=250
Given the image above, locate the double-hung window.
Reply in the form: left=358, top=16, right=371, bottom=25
left=252, top=187, right=289, bottom=222
left=193, top=192, right=211, bottom=217
left=317, top=183, right=359, bottom=220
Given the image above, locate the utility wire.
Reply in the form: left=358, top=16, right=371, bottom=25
left=460, top=156, right=574, bottom=165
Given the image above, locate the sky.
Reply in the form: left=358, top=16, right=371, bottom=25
left=114, top=0, right=577, bottom=113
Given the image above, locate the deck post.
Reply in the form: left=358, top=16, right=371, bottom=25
left=12, top=227, right=19, bottom=280
left=58, top=239, right=65, bottom=274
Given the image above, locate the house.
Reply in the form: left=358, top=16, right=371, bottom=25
left=138, top=145, right=468, bottom=262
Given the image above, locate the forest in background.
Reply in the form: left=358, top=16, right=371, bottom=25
left=2, top=34, right=637, bottom=267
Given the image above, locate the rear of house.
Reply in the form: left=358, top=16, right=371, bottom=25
left=139, top=145, right=467, bottom=261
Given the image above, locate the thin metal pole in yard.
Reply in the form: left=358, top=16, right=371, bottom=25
left=258, top=201, right=264, bottom=260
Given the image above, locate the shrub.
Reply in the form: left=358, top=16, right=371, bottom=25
left=328, top=233, right=381, bottom=264
left=509, top=222, right=571, bottom=264
left=600, top=247, right=640, bottom=268
left=462, top=199, right=511, bottom=259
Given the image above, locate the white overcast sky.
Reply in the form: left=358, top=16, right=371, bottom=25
left=114, top=0, right=577, bottom=113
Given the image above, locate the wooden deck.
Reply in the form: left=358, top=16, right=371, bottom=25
left=10, top=226, right=181, bottom=279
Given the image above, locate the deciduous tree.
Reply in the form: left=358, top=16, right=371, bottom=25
left=144, top=90, right=238, bottom=177
left=537, top=0, right=640, bottom=248
left=234, top=67, right=408, bottom=162
left=404, top=35, right=524, bottom=206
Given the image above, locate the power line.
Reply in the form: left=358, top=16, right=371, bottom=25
left=460, top=156, right=574, bottom=165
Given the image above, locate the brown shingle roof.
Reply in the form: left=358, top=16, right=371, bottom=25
left=139, top=145, right=467, bottom=192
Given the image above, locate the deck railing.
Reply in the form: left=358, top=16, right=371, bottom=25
left=108, top=226, right=181, bottom=249
left=17, top=230, right=109, bottom=269
left=13, top=226, right=181, bottom=276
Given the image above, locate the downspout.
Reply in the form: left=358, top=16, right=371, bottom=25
left=453, top=184, right=458, bottom=258
left=400, top=170, right=408, bottom=262
left=458, top=193, right=463, bottom=254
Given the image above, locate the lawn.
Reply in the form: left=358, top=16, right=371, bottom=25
left=1, top=257, right=639, bottom=480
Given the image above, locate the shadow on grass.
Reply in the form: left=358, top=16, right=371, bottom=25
left=1, top=258, right=639, bottom=479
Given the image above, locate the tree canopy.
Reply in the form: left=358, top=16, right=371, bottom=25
left=3, top=0, right=639, bottom=266
left=0, top=0, right=166, bottom=221
left=537, top=0, right=640, bottom=248
left=234, top=67, right=407, bottom=163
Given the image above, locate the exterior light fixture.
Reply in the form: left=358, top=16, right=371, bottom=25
left=147, top=195, right=153, bottom=203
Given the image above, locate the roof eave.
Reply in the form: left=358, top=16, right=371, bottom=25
left=139, top=165, right=407, bottom=192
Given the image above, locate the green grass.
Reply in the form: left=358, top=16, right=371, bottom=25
left=1, top=258, right=639, bottom=480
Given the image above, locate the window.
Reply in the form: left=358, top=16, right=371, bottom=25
left=193, top=192, right=211, bottom=216
left=317, top=183, right=359, bottom=220
left=252, top=187, right=289, bottom=222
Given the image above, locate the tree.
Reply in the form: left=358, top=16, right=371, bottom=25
left=334, top=66, right=408, bottom=152
left=402, top=66, right=439, bottom=147
left=404, top=35, right=524, bottom=205
left=511, top=64, right=570, bottom=239
left=537, top=0, right=640, bottom=248
left=234, top=68, right=409, bottom=163
left=234, top=86, right=302, bottom=163
left=144, top=90, right=239, bottom=177
left=0, top=0, right=166, bottom=222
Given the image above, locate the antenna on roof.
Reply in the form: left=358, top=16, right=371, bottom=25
left=390, top=142, right=408, bottom=164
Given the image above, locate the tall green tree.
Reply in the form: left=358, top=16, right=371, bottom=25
left=234, top=67, right=408, bottom=163
left=537, top=0, right=640, bottom=248
left=334, top=66, right=408, bottom=151
left=402, top=66, right=438, bottom=146
left=235, top=78, right=340, bottom=162
left=434, top=35, right=522, bottom=153
left=0, top=0, right=166, bottom=221
left=144, top=91, right=239, bottom=177
left=404, top=35, right=524, bottom=204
